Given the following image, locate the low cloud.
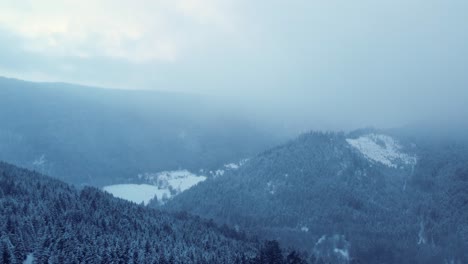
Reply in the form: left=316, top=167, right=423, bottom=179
left=0, top=0, right=238, bottom=63
left=0, top=1, right=467, bottom=130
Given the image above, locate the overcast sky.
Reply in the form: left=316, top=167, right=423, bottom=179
left=1, top=0, right=467, bottom=130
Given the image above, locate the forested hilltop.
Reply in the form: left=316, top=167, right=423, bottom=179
left=166, top=129, right=468, bottom=264
left=0, top=162, right=315, bottom=264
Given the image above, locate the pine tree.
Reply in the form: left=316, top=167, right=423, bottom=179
left=13, top=237, right=26, bottom=262
left=286, top=251, right=307, bottom=264
left=2, top=241, right=12, bottom=264
left=260, top=240, right=284, bottom=264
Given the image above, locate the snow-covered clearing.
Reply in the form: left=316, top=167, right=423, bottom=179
left=346, top=134, right=417, bottom=168
left=103, top=184, right=168, bottom=205
left=104, top=170, right=207, bottom=205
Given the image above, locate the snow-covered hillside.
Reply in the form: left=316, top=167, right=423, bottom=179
left=346, top=134, right=417, bottom=168
left=103, top=170, right=206, bottom=205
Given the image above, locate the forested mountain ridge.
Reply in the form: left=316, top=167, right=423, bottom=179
left=0, top=76, right=282, bottom=187
left=0, top=161, right=318, bottom=264
left=166, top=130, right=468, bottom=263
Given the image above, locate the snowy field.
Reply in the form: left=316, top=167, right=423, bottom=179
left=104, top=170, right=207, bottom=205
left=103, top=184, right=168, bottom=205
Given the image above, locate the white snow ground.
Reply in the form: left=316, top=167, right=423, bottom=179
left=346, top=134, right=417, bottom=168
left=103, top=160, right=249, bottom=205
left=224, top=163, right=240, bottom=169
left=209, top=159, right=249, bottom=178
left=139, top=170, right=207, bottom=193
left=103, top=184, right=168, bottom=205
left=104, top=170, right=207, bottom=205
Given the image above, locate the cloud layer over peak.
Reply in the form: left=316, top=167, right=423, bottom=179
left=1, top=0, right=467, bottom=130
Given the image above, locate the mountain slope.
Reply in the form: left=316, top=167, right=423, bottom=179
left=166, top=130, right=468, bottom=263
left=0, top=77, right=282, bottom=186
left=0, top=161, right=272, bottom=264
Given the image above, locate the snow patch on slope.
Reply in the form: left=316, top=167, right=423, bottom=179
left=104, top=170, right=206, bottom=205
left=103, top=184, right=167, bottom=205
left=224, top=159, right=249, bottom=170
left=139, top=170, right=207, bottom=193
left=314, top=234, right=351, bottom=264
left=23, top=254, right=34, bottom=264
left=346, top=134, right=417, bottom=168
left=266, top=181, right=277, bottom=195
left=224, top=163, right=239, bottom=169
left=210, top=159, right=250, bottom=178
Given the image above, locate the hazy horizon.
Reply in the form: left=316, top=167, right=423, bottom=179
left=1, top=0, right=467, bottom=130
